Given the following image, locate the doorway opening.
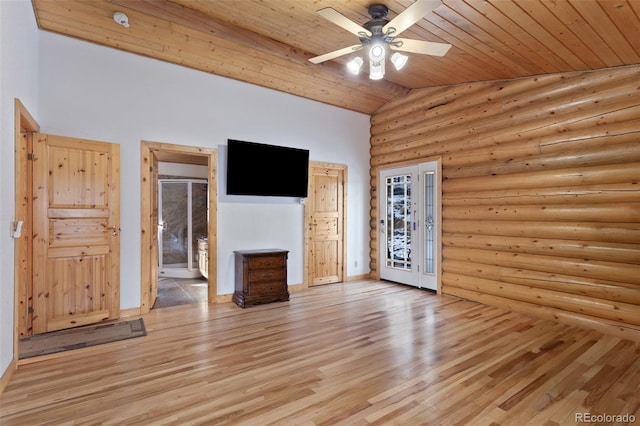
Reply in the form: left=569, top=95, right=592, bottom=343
left=378, top=159, right=441, bottom=291
left=154, top=174, right=209, bottom=309
left=140, top=141, right=217, bottom=313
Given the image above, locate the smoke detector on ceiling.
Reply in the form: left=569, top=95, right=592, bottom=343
left=113, top=11, right=129, bottom=28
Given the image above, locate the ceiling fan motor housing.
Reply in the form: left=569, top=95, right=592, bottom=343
left=362, top=4, right=393, bottom=44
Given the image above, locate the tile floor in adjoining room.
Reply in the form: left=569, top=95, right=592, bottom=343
left=152, top=277, right=208, bottom=309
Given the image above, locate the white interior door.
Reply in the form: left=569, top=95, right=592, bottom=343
left=419, top=162, right=440, bottom=291
left=379, top=165, right=419, bottom=286
left=379, top=161, right=440, bottom=291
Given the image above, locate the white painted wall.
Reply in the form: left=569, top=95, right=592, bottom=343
left=0, top=0, right=39, bottom=376
left=38, top=32, right=371, bottom=307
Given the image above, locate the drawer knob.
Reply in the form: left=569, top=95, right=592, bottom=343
left=261, top=272, right=273, bottom=279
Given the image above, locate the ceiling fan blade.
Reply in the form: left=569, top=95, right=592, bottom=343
left=391, top=38, right=451, bottom=57
left=309, top=45, right=363, bottom=64
left=383, top=0, right=442, bottom=36
left=317, top=8, right=372, bottom=37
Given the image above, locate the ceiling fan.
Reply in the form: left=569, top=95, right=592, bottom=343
left=309, top=0, right=451, bottom=80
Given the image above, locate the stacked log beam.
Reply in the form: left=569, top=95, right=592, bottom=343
left=369, top=66, right=640, bottom=339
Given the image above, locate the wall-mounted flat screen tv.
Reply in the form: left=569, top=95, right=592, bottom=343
left=226, top=139, right=310, bottom=197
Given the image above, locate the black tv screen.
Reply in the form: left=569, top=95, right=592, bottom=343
left=226, top=139, right=310, bottom=197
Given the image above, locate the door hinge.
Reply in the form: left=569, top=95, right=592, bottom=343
left=28, top=306, right=34, bottom=314
left=27, top=153, right=35, bottom=161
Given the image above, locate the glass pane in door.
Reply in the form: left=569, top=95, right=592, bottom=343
left=424, top=172, right=435, bottom=274
left=161, top=182, right=189, bottom=267
left=385, top=174, right=412, bottom=270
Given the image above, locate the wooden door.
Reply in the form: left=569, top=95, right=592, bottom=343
left=307, top=164, right=345, bottom=286
left=32, top=134, right=120, bottom=334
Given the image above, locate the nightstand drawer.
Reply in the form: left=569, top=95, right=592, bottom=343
left=248, top=268, right=285, bottom=283
left=248, top=281, right=286, bottom=295
left=248, top=255, right=284, bottom=269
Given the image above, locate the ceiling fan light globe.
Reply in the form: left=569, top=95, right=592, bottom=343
left=391, top=52, right=408, bottom=70
left=369, top=43, right=385, bottom=61
left=369, top=59, right=385, bottom=80
left=347, top=57, right=364, bottom=74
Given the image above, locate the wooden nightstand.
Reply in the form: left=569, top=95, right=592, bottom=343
left=233, top=249, right=289, bottom=308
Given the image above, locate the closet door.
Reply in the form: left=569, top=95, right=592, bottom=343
left=307, top=163, right=345, bottom=286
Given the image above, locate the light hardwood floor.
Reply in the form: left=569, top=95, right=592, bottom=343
left=2, top=280, right=639, bottom=425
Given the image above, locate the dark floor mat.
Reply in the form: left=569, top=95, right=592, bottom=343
left=19, top=318, right=146, bottom=359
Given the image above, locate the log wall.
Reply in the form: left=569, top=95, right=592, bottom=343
left=369, top=66, right=640, bottom=339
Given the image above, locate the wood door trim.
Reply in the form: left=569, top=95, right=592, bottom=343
left=304, top=161, right=347, bottom=287
left=14, top=100, right=40, bottom=364
left=140, top=141, right=218, bottom=313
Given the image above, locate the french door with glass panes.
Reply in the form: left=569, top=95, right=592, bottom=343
left=378, top=161, right=440, bottom=290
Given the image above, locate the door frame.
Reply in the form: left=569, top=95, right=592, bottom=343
left=14, top=100, right=40, bottom=360
left=140, top=141, right=218, bottom=313
left=304, top=161, right=347, bottom=287
left=375, top=157, right=442, bottom=293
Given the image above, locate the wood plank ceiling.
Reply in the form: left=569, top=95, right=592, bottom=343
left=32, top=0, right=640, bottom=114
